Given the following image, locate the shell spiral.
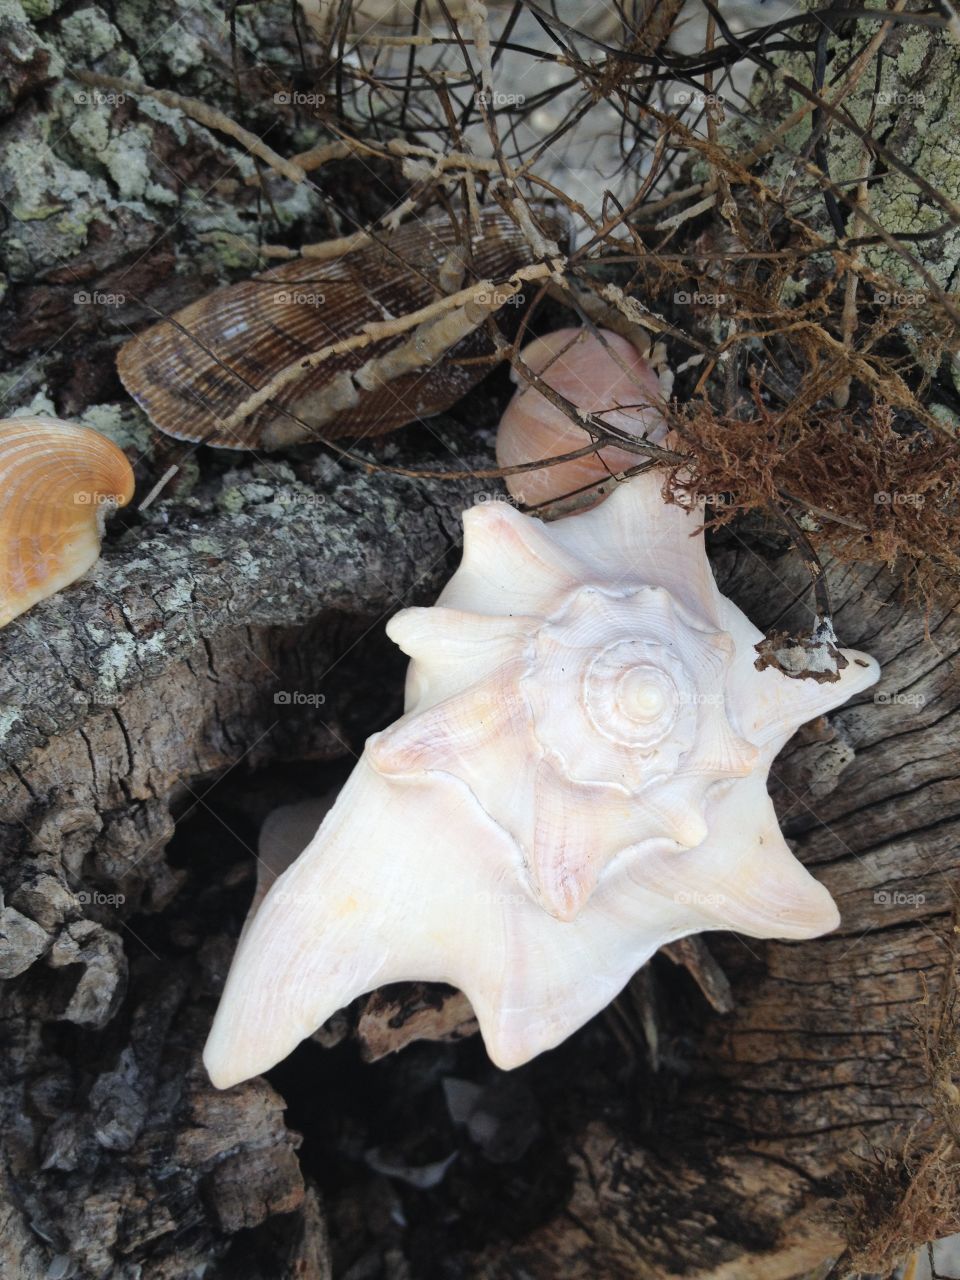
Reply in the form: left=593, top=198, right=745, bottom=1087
left=204, top=469, right=881, bottom=1086
left=374, top=579, right=762, bottom=920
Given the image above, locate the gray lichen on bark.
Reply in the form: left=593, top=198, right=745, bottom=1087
left=720, top=0, right=960, bottom=396
left=0, top=0, right=344, bottom=419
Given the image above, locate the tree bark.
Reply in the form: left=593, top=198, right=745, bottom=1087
left=0, top=444, right=482, bottom=1279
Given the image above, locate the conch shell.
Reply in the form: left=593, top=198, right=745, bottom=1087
left=118, top=207, right=557, bottom=450
left=204, top=467, right=879, bottom=1086
left=0, top=417, right=134, bottom=628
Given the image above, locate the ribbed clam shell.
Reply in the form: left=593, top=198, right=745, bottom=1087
left=0, top=417, right=135, bottom=628
left=118, top=208, right=553, bottom=450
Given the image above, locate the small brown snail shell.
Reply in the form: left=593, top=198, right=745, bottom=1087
left=0, top=417, right=135, bottom=628
left=118, top=207, right=559, bottom=451
left=495, top=328, right=668, bottom=506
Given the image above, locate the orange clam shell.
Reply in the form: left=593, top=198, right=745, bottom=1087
left=0, top=417, right=135, bottom=628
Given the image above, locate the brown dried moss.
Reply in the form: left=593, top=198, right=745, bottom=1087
left=663, top=392, right=960, bottom=600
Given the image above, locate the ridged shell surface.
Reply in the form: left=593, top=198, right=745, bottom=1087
left=204, top=468, right=880, bottom=1086
left=0, top=417, right=134, bottom=628
left=118, top=208, right=553, bottom=450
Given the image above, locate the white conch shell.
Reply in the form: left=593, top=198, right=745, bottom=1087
left=204, top=471, right=879, bottom=1086
left=495, top=328, right=668, bottom=506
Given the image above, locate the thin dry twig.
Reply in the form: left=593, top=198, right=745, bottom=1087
left=70, top=70, right=307, bottom=184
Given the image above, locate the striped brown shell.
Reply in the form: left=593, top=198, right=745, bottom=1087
left=0, top=417, right=135, bottom=628
left=117, top=208, right=554, bottom=451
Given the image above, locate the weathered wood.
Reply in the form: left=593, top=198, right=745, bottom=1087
left=0, top=441, right=485, bottom=1278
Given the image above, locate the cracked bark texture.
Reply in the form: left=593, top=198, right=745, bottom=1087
left=0, top=443, right=483, bottom=1279
left=0, top=0, right=958, bottom=1277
